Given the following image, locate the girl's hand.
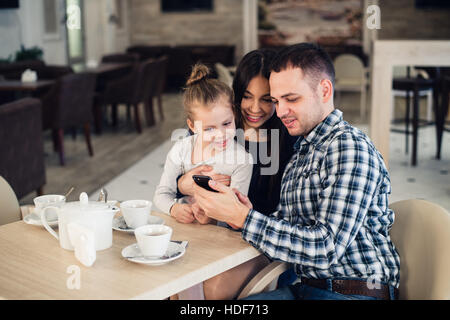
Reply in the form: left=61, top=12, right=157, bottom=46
left=192, top=202, right=213, bottom=225
left=170, top=203, right=195, bottom=224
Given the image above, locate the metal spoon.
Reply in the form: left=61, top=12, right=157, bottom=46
left=64, top=186, right=75, bottom=199
left=98, top=188, right=108, bottom=203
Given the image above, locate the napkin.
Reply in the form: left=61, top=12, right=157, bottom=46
left=67, top=223, right=96, bottom=267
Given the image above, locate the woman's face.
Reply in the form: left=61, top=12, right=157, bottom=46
left=240, top=75, right=275, bottom=130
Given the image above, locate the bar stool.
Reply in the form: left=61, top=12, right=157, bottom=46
left=436, top=74, right=450, bottom=159
left=391, top=76, right=436, bottom=166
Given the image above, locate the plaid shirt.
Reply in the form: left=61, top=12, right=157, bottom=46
left=242, top=109, right=400, bottom=288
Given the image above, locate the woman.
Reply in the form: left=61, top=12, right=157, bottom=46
left=176, top=49, right=297, bottom=300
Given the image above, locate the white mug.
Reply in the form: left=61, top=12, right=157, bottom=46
left=135, top=225, right=172, bottom=257
left=34, top=194, right=66, bottom=221
left=121, top=200, right=152, bottom=229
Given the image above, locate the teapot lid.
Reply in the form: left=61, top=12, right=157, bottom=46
left=63, top=192, right=115, bottom=212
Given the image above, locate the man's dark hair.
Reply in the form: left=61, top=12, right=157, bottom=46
left=270, top=43, right=335, bottom=89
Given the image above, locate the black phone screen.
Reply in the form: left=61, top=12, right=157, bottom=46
left=192, top=175, right=219, bottom=193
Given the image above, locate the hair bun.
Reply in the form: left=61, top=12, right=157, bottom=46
left=186, top=64, right=210, bottom=86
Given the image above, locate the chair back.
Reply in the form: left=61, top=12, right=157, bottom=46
left=215, top=63, right=233, bottom=88
left=153, top=55, right=169, bottom=96
left=334, top=54, right=365, bottom=83
left=0, top=176, right=21, bottom=225
left=136, top=58, right=159, bottom=102
left=53, top=72, right=97, bottom=127
left=101, top=53, right=140, bottom=64
left=0, top=98, right=45, bottom=199
left=390, top=199, right=450, bottom=300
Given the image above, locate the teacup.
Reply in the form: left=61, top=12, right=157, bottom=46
left=33, top=194, right=66, bottom=221
left=135, top=225, right=172, bottom=257
left=121, top=200, right=152, bottom=229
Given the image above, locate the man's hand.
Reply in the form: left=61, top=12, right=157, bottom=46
left=178, top=165, right=231, bottom=196
left=170, top=203, right=195, bottom=224
left=193, top=180, right=252, bottom=229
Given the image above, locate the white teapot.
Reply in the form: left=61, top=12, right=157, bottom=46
left=41, top=192, right=119, bottom=251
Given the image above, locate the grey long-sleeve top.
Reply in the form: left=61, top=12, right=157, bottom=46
left=153, top=134, right=254, bottom=214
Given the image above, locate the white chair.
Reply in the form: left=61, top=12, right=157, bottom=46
left=0, top=176, right=21, bottom=225
left=391, top=66, right=433, bottom=122
left=237, top=261, right=289, bottom=299
left=390, top=199, right=450, bottom=300
left=215, top=63, right=234, bottom=88
left=333, top=54, right=368, bottom=119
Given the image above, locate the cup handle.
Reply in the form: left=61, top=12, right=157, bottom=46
left=41, top=206, right=59, bottom=240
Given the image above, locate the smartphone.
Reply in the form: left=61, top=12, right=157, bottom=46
left=192, top=175, right=218, bottom=193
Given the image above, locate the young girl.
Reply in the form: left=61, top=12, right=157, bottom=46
left=153, top=64, right=253, bottom=224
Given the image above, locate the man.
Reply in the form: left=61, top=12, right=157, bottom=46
left=193, top=43, right=400, bottom=300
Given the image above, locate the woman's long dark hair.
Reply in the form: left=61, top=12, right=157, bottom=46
left=233, top=48, right=276, bottom=130
left=232, top=49, right=291, bottom=196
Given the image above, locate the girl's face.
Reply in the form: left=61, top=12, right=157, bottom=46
left=187, top=96, right=236, bottom=151
left=240, top=75, right=275, bottom=130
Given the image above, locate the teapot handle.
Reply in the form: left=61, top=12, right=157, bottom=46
left=41, top=206, right=59, bottom=240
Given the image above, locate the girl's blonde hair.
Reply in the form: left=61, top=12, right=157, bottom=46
left=183, top=64, right=234, bottom=120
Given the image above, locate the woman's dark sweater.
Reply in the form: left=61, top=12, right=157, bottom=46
left=241, top=134, right=297, bottom=216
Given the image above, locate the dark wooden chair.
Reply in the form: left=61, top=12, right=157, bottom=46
left=94, top=58, right=159, bottom=133
left=0, top=98, right=46, bottom=198
left=146, top=55, right=169, bottom=125
left=101, top=53, right=140, bottom=64
left=40, top=72, right=97, bottom=166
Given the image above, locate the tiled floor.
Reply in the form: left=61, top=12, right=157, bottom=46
left=91, top=93, right=450, bottom=212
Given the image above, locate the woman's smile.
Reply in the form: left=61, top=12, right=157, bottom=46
left=244, top=112, right=265, bottom=123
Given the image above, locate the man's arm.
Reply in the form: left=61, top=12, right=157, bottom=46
left=197, top=133, right=381, bottom=269
left=242, top=133, right=380, bottom=268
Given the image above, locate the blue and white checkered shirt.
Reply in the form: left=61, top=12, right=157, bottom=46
left=242, top=109, right=400, bottom=288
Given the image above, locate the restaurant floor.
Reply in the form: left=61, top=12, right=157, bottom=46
left=20, top=92, right=450, bottom=211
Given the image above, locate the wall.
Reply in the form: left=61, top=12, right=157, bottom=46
left=129, top=0, right=244, bottom=60
left=378, top=0, right=450, bottom=39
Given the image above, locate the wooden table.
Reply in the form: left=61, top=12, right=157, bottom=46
left=0, top=211, right=261, bottom=300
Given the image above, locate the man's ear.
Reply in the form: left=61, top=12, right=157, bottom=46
left=318, top=79, right=333, bottom=103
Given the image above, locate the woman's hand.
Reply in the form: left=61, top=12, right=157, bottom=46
left=170, top=203, right=195, bottom=224
left=193, top=180, right=252, bottom=229
left=178, top=165, right=231, bottom=196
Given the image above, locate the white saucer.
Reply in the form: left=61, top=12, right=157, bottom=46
left=23, top=211, right=58, bottom=227
left=112, top=215, right=164, bottom=233
left=121, top=241, right=186, bottom=266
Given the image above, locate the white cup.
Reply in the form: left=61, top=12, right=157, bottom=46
left=121, top=200, right=152, bottom=229
left=33, top=194, right=66, bottom=221
left=135, top=225, right=172, bottom=257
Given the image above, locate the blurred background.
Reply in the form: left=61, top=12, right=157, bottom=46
left=0, top=0, right=448, bottom=212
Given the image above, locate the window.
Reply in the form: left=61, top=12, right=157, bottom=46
left=161, top=0, right=213, bottom=13
left=43, top=0, right=60, bottom=40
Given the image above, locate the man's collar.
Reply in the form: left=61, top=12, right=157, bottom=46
left=294, top=109, right=343, bottom=150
